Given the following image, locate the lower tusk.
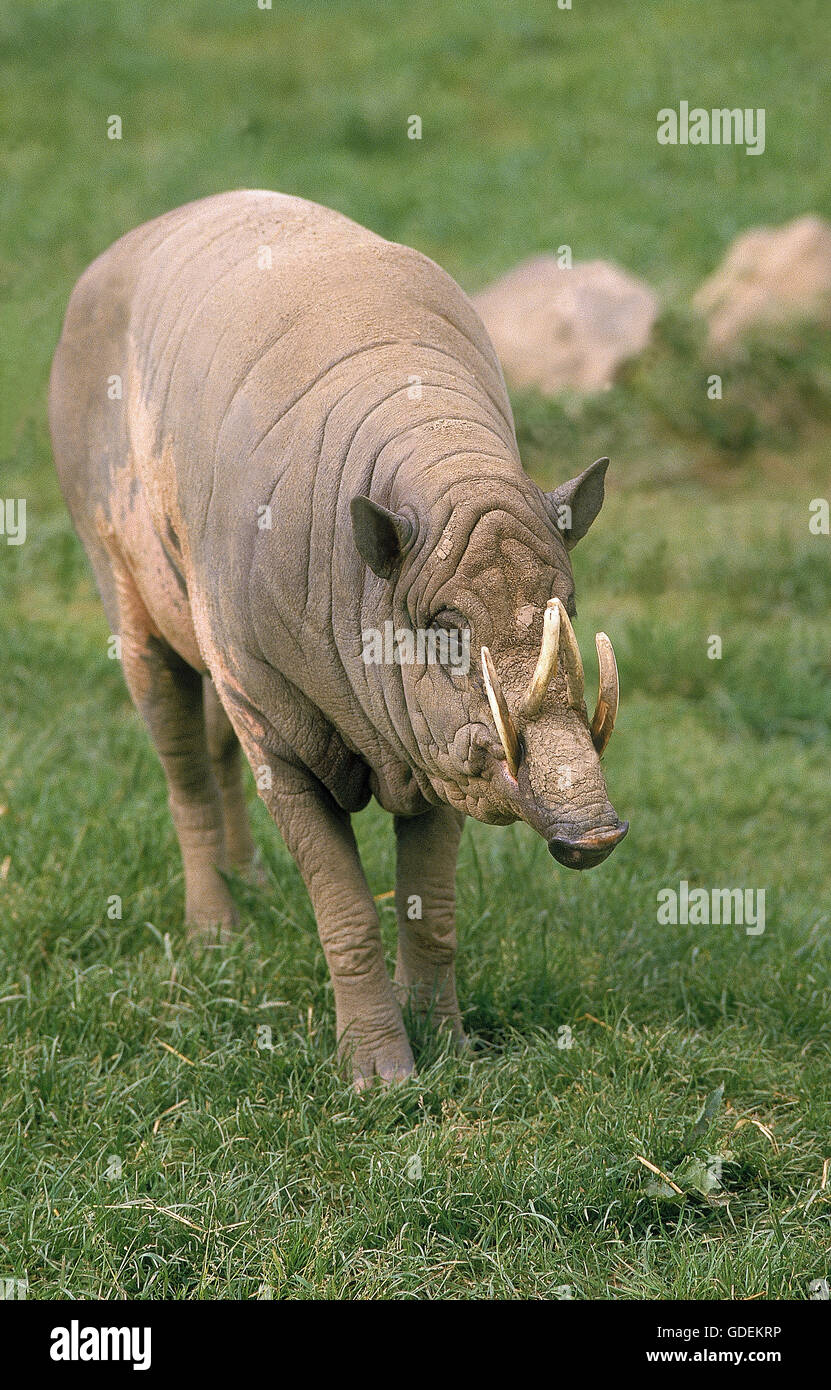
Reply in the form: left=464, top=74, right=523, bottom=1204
left=590, top=632, right=619, bottom=756
left=481, top=646, right=520, bottom=778
left=518, top=598, right=561, bottom=718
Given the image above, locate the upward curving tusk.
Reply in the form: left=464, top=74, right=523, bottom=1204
left=558, top=603, right=585, bottom=708
left=590, top=632, right=619, bottom=756
left=518, top=599, right=561, bottom=719
left=481, top=646, right=520, bottom=778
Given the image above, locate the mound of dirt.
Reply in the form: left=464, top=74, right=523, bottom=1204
left=694, top=214, right=831, bottom=350
left=472, top=256, right=659, bottom=394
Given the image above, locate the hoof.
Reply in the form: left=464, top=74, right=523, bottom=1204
left=342, top=1034, right=416, bottom=1092
left=237, top=848, right=269, bottom=891
left=353, top=1055, right=417, bottom=1092
left=185, top=899, right=236, bottom=947
left=185, top=920, right=234, bottom=948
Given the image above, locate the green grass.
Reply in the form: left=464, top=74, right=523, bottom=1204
left=1, top=0, right=830, bottom=1300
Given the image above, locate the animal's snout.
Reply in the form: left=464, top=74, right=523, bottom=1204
left=547, top=820, right=629, bottom=870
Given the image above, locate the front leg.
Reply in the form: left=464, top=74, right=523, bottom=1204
left=224, top=696, right=414, bottom=1087
left=394, top=805, right=466, bottom=1045
left=278, top=768, right=415, bottom=1086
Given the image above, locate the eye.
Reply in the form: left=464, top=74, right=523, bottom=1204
left=430, top=607, right=466, bottom=630
left=425, top=609, right=471, bottom=681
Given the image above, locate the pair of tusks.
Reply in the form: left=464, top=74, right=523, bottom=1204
left=480, top=597, right=619, bottom=778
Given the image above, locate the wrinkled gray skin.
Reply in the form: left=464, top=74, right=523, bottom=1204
left=50, top=191, right=627, bottom=1087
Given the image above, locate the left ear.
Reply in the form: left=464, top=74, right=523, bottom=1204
left=350, top=495, right=415, bottom=579
left=544, top=457, right=609, bottom=549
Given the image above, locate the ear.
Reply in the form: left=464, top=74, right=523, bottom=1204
left=544, top=457, right=609, bottom=549
left=350, top=496, right=415, bottom=579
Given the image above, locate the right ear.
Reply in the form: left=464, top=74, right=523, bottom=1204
left=544, top=457, right=609, bottom=549
left=350, top=496, right=415, bottom=579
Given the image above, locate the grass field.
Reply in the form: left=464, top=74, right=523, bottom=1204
left=1, top=0, right=830, bottom=1300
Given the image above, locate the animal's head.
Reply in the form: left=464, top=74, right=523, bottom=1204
left=351, top=456, right=627, bottom=869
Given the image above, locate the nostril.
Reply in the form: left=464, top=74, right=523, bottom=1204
left=549, top=822, right=628, bottom=851
left=547, top=820, right=629, bottom=869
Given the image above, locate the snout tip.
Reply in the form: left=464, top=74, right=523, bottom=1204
left=547, top=820, right=629, bottom=870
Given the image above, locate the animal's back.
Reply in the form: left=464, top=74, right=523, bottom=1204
left=48, top=192, right=407, bottom=647
left=50, top=188, right=393, bottom=517
left=49, top=190, right=510, bottom=665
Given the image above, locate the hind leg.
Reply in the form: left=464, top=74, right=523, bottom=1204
left=112, top=557, right=236, bottom=939
left=203, top=675, right=260, bottom=877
